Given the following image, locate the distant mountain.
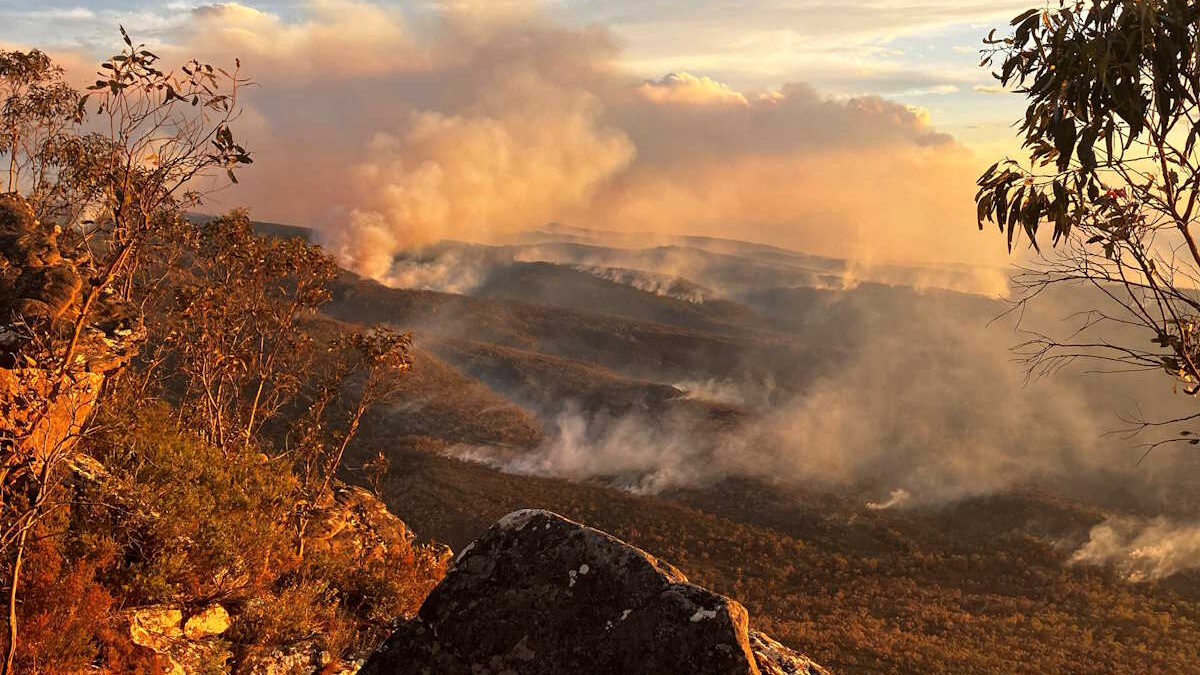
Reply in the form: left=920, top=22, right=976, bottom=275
left=247, top=220, right=1008, bottom=299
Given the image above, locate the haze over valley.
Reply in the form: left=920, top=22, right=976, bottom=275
left=310, top=219, right=1200, bottom=672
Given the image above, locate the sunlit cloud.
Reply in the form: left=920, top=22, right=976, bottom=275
left=1, top=0, right=1027, bottom=282
left=637, top=72, right=749, bottom=107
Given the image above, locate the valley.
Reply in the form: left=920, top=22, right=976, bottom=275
left=290, top=224, right=1200, bottom=674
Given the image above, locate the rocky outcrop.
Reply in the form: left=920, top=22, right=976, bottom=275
left=750, top=630, right=828, bottom=675
left=0, top=193, right=142, bottom=368
left=119, top=485, right=432, bottom=675
left=0, top=193, right=78, bottom=323
left=362, top=509, right=828, bottom=675
left=241, top=641, right=360, bottom=675
left=0, top=193, right=143, bottom=459
left=127, top=600, right=359, bottom=675
left=307, top=485, right=420, bottom=560
left=127, top=605, right=232, bottom=674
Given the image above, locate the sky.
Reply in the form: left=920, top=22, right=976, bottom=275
left=550, top=0, right=1031, bottom=156
left=0, top=0, right=1029, bottom=152
left=0, top=0, right=1041, bottom=284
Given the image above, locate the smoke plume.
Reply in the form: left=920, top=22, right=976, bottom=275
left=84, top=0, right=1010, bottom=288
left=866, top=489, right=912, bottom=511
left=1071, top=517, right=1200, bottom=582
left=441, top=282, right=1200, bottom=516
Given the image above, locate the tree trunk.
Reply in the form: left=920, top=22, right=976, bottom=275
left=3, top=525, right=28, bottom=675
left=7, top=129, right=17, bottom=193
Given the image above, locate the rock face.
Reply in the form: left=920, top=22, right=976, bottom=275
left=750, top=630, right=829, bottom=675
left=0, top=193, right=142, bottom=361
left=362, top=509, right=828, bottom=675
left=307, top=485, right=418, bottom=559
left=0, top=193, right=143, bottom=459
left=127, top=605, right=232, bottom=674
left=0, top=193, right=77, bottom=322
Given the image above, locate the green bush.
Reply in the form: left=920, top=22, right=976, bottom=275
left=82, top=404, right=299, bottom=606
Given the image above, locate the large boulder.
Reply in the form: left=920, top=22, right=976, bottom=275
left=362, top=509, right=828, bottom=675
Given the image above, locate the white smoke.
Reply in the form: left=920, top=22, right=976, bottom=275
left=866, top=489, right=912, bottom=511
left=446, top=404, right=716, bottom=495
left=571, top=265, right=712, bottom=303
left=383, top=247, right=495, bottom=294
left=674, top=379, right=773, bottom=408
left=1071, top=517, right=1200, bottom=582
left=101, top=0, right=1010, bottom=293
left=443, top=280, right=1200, bottom=523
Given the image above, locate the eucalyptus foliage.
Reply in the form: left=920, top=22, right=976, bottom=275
left=978, top=1, right=1200, bottom=430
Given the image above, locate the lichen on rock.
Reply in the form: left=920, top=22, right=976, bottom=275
left=306, top=485, right=417, bottom=560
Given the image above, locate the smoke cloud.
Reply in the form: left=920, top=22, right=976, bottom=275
left=459, top=404, right=717, bottom=495
left=573, top=266, right=713, bottom=304
left=37, top=0, right=1200, bottom=585
left=101, top=0, right=1008, bottom=287
left=1071, top=517, right=1200, bottom=582
left=866, top=489, right=912, bottom=511
left=441, top=282, right=1200, bottom=517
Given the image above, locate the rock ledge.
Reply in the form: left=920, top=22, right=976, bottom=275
left=362, top=509, right=828, bottom=675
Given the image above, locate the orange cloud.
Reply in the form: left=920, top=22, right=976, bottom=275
left=51, top=0, right=1007, bottom=290
left=637, top=72, right=750, bottom=106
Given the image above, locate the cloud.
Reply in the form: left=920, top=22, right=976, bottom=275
left=637, top=72, right=750, bottom=106
left=41, top=1, right=1009, bottom=280
left=566, top=1, right=1035, bottom=45
left=187, top=1, right=425, bottom=78
left=0, top=3, right=186, bottom=53
left=566, top=0, right=1034, bottom=92
left=23, top=8, right=98, bottom=22
left=578, top=81, right=995, bottom=269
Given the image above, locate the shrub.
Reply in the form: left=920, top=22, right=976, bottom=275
left=81, top=404, right=299, bottom=607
